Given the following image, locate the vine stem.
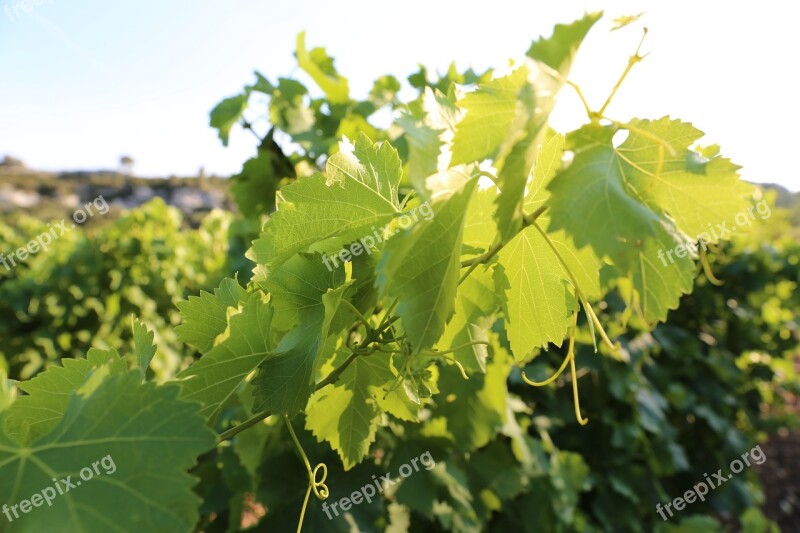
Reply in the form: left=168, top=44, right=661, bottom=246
left=217, top=341, right=385, bottom=444
left=597, top=28, right=648, bottom=117
left=316, top=351, right=361, bottom=389
left=458, top=205, right=549, bottom=286
left=565, top=80, right=594, bottom=120
left=217, top=409, right=273, bottom=443
left=340, top=299, right=375, bottom=334
left=424, top=340, right=490, bottom=356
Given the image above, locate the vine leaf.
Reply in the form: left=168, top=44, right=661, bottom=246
left=495, top=133, right=602, bottom=358
left=296, top=32, right=350, bottom=104
left=209, top=92, right=249, bottom=146
left=3, top=349, right=127, bottom=445
left=377, top=180, right=478, bottom=354
left=0, top=372, right=215, bottom=533
left=175, top=277, right=247, bottom=353
left=252, top=254, right=352, bottom=416
left=495, top=12, right=601, bottom=241
left=396, top=87, right=460, bottom=195
left=495, top=229, right=578, bottom=358
left=526, top=12, right=602, bottom=74
left=547, top=121, right=713, bottom=322
left=523, top=133, right=602, bottom=301
left=305, top=355, right=407, bottom=470
left=249, top=134, right=401, bottom=275
left=617, top=117, right=754, bottom=240
left=176, top=293, right=274, bottom=421
left=436, top=187, right=500, bottom=372
left=450, top=67, right=530, bottom=167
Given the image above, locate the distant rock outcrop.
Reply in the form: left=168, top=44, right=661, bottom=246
left=0, top=170, right=232, bottom=223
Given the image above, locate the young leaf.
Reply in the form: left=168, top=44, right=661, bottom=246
left=296, top=32, right=350, bottom=104
left=526, top=12, right=602, bottom=75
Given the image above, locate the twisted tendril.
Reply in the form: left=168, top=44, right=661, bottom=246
left=284, top=414, right=329, bottom=533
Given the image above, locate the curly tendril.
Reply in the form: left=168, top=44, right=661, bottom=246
left=284, top=414, right=329, bottom=533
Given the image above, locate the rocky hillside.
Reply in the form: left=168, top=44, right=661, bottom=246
left=0, top=168, right=233, bottom=225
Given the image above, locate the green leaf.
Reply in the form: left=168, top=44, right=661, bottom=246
left=131, top=318, right=156, bottom=377
left=630, top=225, right=695, bottom=322
left=296, top=32, right=349, bottom=104
left=492, top=79, right=540, bottom=242
left=523, top=134, right=602, bottom=300
left=547, top=123, right=697, bottom=322
left=329, top=132, right=402, bottom=204
left=397, top=88, right=460, bottom=196
left=269, top=77, right=314, bottom=135
left=4, top=351, right=126, bottom=444
left=0, top=372, right=215, bottom=532
left=252, top=254, right=350, bottom=415
left=176, top=293, right=274, bottom=421
left=437, top=187, right=498, bottom=371
left=551, top=118, right=748, bottom=322
left=548, top=131, right=661, bottom=266
left=435, top=265, right=496, bottom=373
left=305, top=355, right=403, bottom=469
left=249, top=134, right=401, bottom=274
left=495, top=133, right=604, bottom=357
left=377, top=180, right=477, bottom=353
left=369, top=74, right=401, bottom=106
left=617, top=117, right=754, bottom=240
left=449, top=67, right=529, bottom=167
left=526, top=12, right=602, bottom=75
left=175, top=278, right=247, bottom=353
left=230, top=151, right=277, bottom=218
left=495, top=13, right=599, bottom=241
left=210, top=92, right=249, bottom=146
left=495, top=224, right=578, bottom=357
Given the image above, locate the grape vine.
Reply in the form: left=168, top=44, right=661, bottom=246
left=0, top=11, right=764, bottom=532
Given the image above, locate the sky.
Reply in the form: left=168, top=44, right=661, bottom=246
left=0, top=1, right=798, bottom=191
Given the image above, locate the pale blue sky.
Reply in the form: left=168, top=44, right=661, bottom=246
left=1, top=1, right=798, bottom=190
